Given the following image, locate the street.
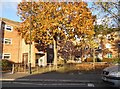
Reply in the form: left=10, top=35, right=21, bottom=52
left=2, top=70, right=114, bottom=88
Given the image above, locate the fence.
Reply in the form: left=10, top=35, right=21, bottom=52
left=11, top=62, right=112, bottom=73
left=32, top=63, right=59, bottom=73
left=73, top=62, right=110, bottom=71
left=11, top=63, right=59, bottom=74
left=12, top=63, right=28, bottom=73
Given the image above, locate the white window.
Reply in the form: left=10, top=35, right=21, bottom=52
left=3, top=38, right=12, bottom=44
left=5, top=25, right=13, bottom=31
left=2, top=53, right=11, bottom=59
left=49, top=44, right=53, bottom=48
left=105, top=43, right=111, bottom=49
left=106, top=34, right=111, bottom=40
left=98, top=45, right=102, bottom=49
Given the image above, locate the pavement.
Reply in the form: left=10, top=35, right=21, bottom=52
left=1, top=72, right=29, bottom=81
left=0, top=65, right=63, bottom=81
left=1, top=69, right=102, bottom=81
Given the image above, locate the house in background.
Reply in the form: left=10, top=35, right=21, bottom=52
left=104, top=31, right=120, bottom=58
left=97, top=29, right=120, bottom=60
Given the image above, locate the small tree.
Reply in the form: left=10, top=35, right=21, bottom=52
left=58, top=40, right=76, bottom=61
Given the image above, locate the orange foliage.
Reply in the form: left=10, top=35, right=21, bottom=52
left=16, top=2, right=96, bottom=44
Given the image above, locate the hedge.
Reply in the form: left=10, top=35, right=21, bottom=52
left=85, top=57, right=102, bottom=62
left=102, top=58, right=120, bottom=63
left=0, top=59, right=14, bottom=71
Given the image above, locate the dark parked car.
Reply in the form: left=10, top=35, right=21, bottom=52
left=102, top=64, right=120, bottom=87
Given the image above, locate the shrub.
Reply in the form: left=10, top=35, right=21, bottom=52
left=0, top=59, right=14, bottom=71
left=112, top=58, right=120, bottom=63
left=102, top=58, right=120, bottom=63
left=85, top=57, right=93, bottom=62
left=102, top=58, right=113, bottom=62
left=85, top=57, right=102, bottom=62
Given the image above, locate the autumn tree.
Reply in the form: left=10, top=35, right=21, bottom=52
left=16, top=1, right=95, bottom=65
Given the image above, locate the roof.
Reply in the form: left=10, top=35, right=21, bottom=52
left=0, top=17, right=20, bottom=26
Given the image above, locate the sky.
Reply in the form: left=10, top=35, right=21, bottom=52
left=0, top=0, right=22, bottom=22
left=0, top=0, right=96, bottom=22
left=0, top=0, right=119, bottom=26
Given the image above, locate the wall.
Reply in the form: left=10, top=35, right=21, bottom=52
left=2, top=21, right=21, bottom=63
left=0, top=20, right=3, bottom=59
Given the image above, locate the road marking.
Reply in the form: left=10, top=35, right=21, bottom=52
left=0, top=79, right=15, bottom=81
left=2, top=79, right=90, bottom=83
left=10, top=82, right=87, bottom=86
left=87, top=83, right=95, bottom=87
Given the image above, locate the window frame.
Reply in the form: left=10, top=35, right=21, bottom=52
left=5, top=25, right=13, bottom=32
left=107, top=53, right=112, bottom=58
left=3, top=38, right=12, bottom=45
left=2, top=53, right=11, bottom=60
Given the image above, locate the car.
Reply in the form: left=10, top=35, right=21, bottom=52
left=102, top=64, right=120, bottom=87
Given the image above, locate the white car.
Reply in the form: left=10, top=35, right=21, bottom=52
left=102, top=64, right=120, bottom=87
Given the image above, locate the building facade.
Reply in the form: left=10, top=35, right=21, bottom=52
left=102, top=31, right=120, bottom=59
left=0, top=18, right=47, bottom=67
left=0, top=18, right=21, bottom=63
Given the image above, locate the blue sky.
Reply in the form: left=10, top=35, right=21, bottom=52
left=0, top=0, right=118, bottom=27
left=0, top=1, right=22, bottom=22
left=0, top=1, right=95, bottom=22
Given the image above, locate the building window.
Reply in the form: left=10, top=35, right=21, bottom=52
left=106, top=34, right=111, bottom=40
left=49, top=44, right=53, bottom=48
left=3, top=38, right=12, bottom=44
left=98, top=45, right=102, bottom=49
left=107, top=53, right=112, bottom=58
left=2, top=53, right=11, bottom=59
left=5, top=25, right=13, bottom=31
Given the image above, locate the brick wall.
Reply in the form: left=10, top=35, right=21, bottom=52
left=2, top=21, right=21, bottom=63
left=0, top=20, right=3, bottom=59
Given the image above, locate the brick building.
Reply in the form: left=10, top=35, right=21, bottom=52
left=0, top=18, right=21, bottom=63
left=0, top=18, right=47, bottom=67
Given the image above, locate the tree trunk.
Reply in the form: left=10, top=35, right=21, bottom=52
left=70, top=49, right=72, bottom=60
left=93, top=48, right=96, bottom=69
left=53, top=38, right=57, bottom=66
left=81, top=48, right=83, bottom=62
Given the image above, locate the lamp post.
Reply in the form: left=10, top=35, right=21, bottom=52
left=28, top=15, right=32, bottom=74
left=28, top=1, right=33, bottom=74
left=118, top=42, right=120, bottom=59
left=53, top=33, right=58, bottom=70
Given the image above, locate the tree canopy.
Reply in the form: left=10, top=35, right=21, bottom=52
left=16, top=1, right=96, bottom=46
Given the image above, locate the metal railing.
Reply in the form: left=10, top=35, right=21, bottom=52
left=12, top=63, right=28, bottom=73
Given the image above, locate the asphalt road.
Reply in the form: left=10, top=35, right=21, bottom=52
left=2, top=70, right=113, bottom=88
